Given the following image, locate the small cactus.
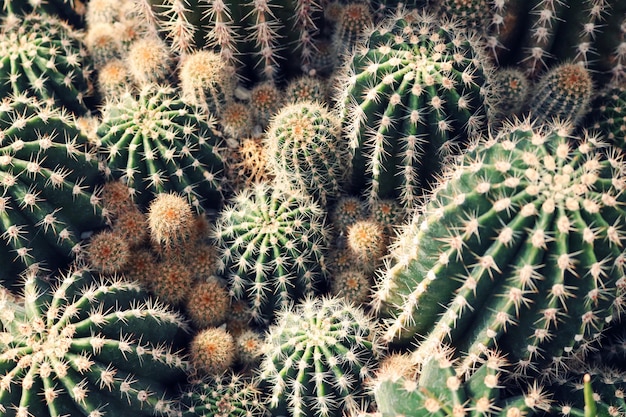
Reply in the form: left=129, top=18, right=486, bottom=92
left=147, top=192, right=195, bottom=251
left=213, top=182, right=330, bottom=325
left=258, top=295, right=382, bottom=417
left=184, top=278, right=231, bottom=329
left=189, top=326, right=237, bottom=375
left=0, top=265, right=190, bottom=417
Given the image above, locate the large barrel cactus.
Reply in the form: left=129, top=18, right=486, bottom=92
left=373, top=118, right=626, bottom=380
left=336, top=9, right=495, bottom=208
left=0, top=265, right=190, bottom=417
left=0, top=94, right=104, bottom=289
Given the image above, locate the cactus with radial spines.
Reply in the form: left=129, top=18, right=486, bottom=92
left=0, top=13, right=93, bottom=115
left=97, top=84, right=225, bottom=212
left=0, top=94, right=105, bottom=291
left=589, top=82, right=626, bottom=150
left=1, top=0, right=87, bottom=28
left=0, top=265, right=190, bottom=417
left=370, top=344, right=548, bottom=417
left=258, top=295, right=382, bottom=417
left=142, top=0, right=324, bottom=85
left=372, top=118, right=626, bottom=381
left=336, top=9, right=496, bottom=209
left=213, top=182, right=330, bottom=326
left=266, top=100, right=349, bottom=206
left=177, top=371, right=267, bottom=417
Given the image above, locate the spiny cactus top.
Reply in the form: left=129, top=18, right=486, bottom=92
left=336, top=9, right=495, bottom=208
left=259, top=295, right=381, bottom=417
left=0, top=94, right=104, bottom=289
left=213, top=182, right=330, bottom=325
left=0, top=266, right=190, bottom=417
left=0, top=13, right=92, bottom=115
left=1, top=0, right=87, bottom=28
left=373, top=118, right=626, bottom=380
left=97, top=84, right=225, bottom=212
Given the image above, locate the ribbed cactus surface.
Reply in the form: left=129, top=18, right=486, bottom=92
left=259, top=296, right=381, bottom=417
left=337, top=9, right=494, bottom=208
left=0, top=95, right=104, bottom=288
left=589, top=82, right=626, bottom=150
left=97, top=84, right=225, bottom=212
left=374, top=119, right=626, bottom=380
left=0, top=266, right=189, bottom=417
left=213, top=182, right=330, bottom=325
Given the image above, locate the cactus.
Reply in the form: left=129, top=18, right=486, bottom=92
left=373, top=118, right=626, bottom=381
left=371, top=344, right=549, bottom=417
left=0, top=265, right=190, bottom=417
left=189, top=326, right=236, bottom=375
left=0, top=94, right=105, bottom=290
left=250, top=81, right=284, bottom=127
left=588, top=82, right=626, bottom=150
left=336, top=9, right=495, bottom=208
left=212, top=182, right=330, bottom=325
left=329, top=195, right=366, bottom=235
left=0, top=13, right=93, bottom=115
left=286, top=75, right=326, bottom=103
left=85, top=229, right=131, bottom=274
left=177, top=371, right=266, bottom=417
left=125, top=36, right=173, bottom=86
left=258, top=295, right=381, bottom=417
left=147, top=192, right=195, bottom=251
left=97, top=84, right=225, bottom=212
left=184, top=278, right=231, bottom=329
left=491, top=67, right=530, bottom=120
left=526, top=62, right=594, bottom=127
left=265, top=100, right=349, bottom=205
left=331, top=2, right=373, bottom=57
left=1, top=0, right=87, bottom=28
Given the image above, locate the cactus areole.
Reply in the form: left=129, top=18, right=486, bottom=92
left=374, top=119, right=626, bottom=379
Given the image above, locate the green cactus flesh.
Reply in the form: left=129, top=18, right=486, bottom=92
left=373, top=118, right=626, bottom=380
left=0, top=266, right=190, bottom=417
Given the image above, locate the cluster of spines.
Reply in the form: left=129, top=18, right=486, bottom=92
left=589, top=82, right=626, bottom=150
left=373, top=118, right=626, bottom=381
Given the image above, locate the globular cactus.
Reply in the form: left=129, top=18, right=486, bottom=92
left=0, top=94, right=105, bottom=290
left=177, top=371, right=266, bottom=417
left=258, top=295, right=382, bottom=417
left=250, top=81, right=284, bottom=127
left=189, top=326, right=236, bottom=375
left=526, top=62, right=594, bottom=127
left=373, top=118, right=626, bottom=381
left=0, top=265, right=190, bottom=417
left=491, top=67, right=530, bottom=120
left=370, top=344, right=549, bottom=417
left=336, top=9, right=495, bottom=208
left=213, top=182, right=330, bottom=325
left=97, top=84, right=225, bottom=212
left=0, top=13, right=93, bottom=114
left=265, top=100, right=349, bottom=205
left=1, top=0, right=87, bottom=28
left=588, top=82, right=626, bottom=150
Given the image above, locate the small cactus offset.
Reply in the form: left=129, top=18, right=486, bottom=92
left=265, top=100, right=349, bottom=205
left=213, top=182, right=330, bottom=325
left=0, top=265, right=190, bottom=417
left=0, top=13, right=93, bottom=114
left=336, top=9, right=495, bottom=208
left=0, top=94, right=104, bottom=289
left=258, top=295, right=382, bottom=417
left=97, top=84, right=225, bottom=212
left=373, top=118, right=626, bottom=380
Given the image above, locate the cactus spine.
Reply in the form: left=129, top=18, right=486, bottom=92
left=373, top=118, right=626, bottom=380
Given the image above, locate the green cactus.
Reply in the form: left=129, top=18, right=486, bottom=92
left=491, top=67, right=530, bottom=120
left=97, top=84, right=225, bottom=212
left=0, top=94, right=105, bottom=290
left=177, top=371, right=267, bottom=417
left=526, top=62, right=594, bottom=126
left=0, top=265, right=190, bottom=417
left=212, top=182, right=330, bottom=325
left=1, top=0, right=87, bottom=28
left=371, top=344, right=548, bottom=417
left=373, top=118, right=626, bottom=381
left=265, top=100, right=349, bottom=205
left=336, top=9, right=495, bottom=208
left=589, top=82, right=626, bottom=150
left=258, top=295, right=382, bottom=417
left=0, top=13, right=93, bottom=115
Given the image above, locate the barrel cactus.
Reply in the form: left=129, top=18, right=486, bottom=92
left=589, top=82, right=626, bottom=150
left=258, top=295, right=381, bottom=417
left=0, top=13, right=92, bottom=114
left=0, top=94, right=104, bottom=289
left=373, top=118, right=626, bottom=380
left=0, top=265, right=190, bottom=417
left=336, top=9, right=495, bottom=208
left=97, top=84, right=225, bottom=212
left=213, top=182, right=330, bottom=325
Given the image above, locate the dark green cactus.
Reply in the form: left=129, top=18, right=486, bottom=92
left=258, top=295, right=382, bottom=417
left=97, top=84, right=225, bottom=212
left=1, top=0, right=87, bottom=28
left=589, top=82, right=626, bottom=150
left=212, top=182, right=330, bottom=325
left=373, top=118, right=626, bottom=381
left=0, top=94, right=105, bottom=290
left=0, top=265, right=190, bottom=417
left=0, top=13, right=93, bottom=114
left=336, top=9, right=495, bottom=208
